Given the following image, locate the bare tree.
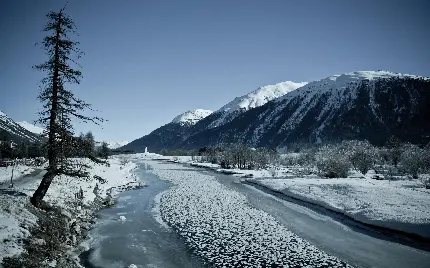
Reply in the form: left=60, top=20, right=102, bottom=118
left=316, top=145, right=350, bottom=178
left=342, top=140, right=377, bottom=175
left=31, top=8, right=103, bottom=207
left=400, top=143, right=428, bottom=179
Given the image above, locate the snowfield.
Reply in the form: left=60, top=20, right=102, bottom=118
left=0, top=155, right=139, bottom=264
left=148, top=161, right=352, bottom=267
left=252, top=176, right=430, bottom=238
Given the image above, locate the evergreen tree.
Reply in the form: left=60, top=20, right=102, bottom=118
left=31, top=8, right=103, bottom=206
left=99, top=141, right=110, bottom=159
left=85, top=131, right=95, bottom=156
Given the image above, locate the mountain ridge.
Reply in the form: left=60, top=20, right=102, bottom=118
left=119, top=80, right=306, bottom=152
left=120, top=71, right=430, bottom=152
left=0, top=111, right=44, bottom=144
left=180, top=71, right=430, bottom=148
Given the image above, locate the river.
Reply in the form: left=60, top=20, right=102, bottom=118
left=82, top=160, right=430, bottom=268
left=80, top=162, right=204, bottom=268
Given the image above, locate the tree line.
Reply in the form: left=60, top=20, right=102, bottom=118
left=0, top=131, right=110, bottom=161
left=194, top=137, right=430, bottom=186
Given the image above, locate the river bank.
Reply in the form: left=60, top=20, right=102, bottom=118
left=0, top=155, right=141, bottom=267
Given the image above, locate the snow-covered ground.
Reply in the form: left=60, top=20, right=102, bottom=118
left=20, top=157, right=140, bottom=208
left=252, top=175, right=430, bottom=238
left=148, top=160, right=351, bottom=267
left=0, top=155, right=139, bottom=264
left=168, top=157, right=430, bottom=239
left=0, top=165, right=36, bottom=184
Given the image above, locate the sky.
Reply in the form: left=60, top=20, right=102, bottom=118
left=1, top=0, right=429, bottom=142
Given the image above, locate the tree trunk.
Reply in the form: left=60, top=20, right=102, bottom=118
left=30, top=170, right=56, bottom=207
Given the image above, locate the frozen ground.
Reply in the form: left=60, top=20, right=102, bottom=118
left=253, top=175, right=430, bottom=238
left=148, top=160, right=352, bottom=267
left=0, top=155, right=139, bottom=264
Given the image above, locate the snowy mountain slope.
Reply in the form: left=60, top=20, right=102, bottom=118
left=171, top=109, right=213, bottom=126
left=119, top=109, right=212, bottom=152
left=17, top=121, right=45, bottom=135
left=180, top=71, right=430, bottom=148
left=207, top=81, right=307, bottom=128
left=0, top=111, right=43, bottom=143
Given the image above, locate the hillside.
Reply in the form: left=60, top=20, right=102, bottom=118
left=0, top=111, right=43, bottom=143
left=119, top=109, right=213, bottom=152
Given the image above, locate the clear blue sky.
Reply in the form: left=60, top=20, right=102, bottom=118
left=1, top=0, right=429, bottom=142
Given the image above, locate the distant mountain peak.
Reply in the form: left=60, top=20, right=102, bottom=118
left=0, top=111, right=43, bottom=143
left=207, top=81, right=307, bottom=128
left=171, top=109, right=213, bottom=125
left=218, top=81, right=307, bottom=114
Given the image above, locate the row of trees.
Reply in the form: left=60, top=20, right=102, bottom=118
left=0, top=131, right=110, bottom=160
left=196, top=144, right=279, bottom=170
left=196, top=138, right=430, bottom=183
left=282, top=139, right=430, bottom=180
left=0, top=141, right=44, bottom=159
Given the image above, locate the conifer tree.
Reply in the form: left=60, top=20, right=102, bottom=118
left=99, top=142, right=110, bottom=159
left=31, top=8, right=103, bottom=206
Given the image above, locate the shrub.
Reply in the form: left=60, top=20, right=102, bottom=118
left=316, top=145, right=351, bottom=178
left=400, top=143, right=428, bottom=179
left=342, top=140, right=377, bottom=175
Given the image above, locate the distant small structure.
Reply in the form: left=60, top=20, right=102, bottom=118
left=144, top=147, right=148, bottom=154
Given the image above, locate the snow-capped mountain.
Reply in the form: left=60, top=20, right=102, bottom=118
left=120, top=109, right=212, bottom=152
left=171, top=109, right=213, bottom=126
left=208, top=81, right=307, bottom=128
left=0, top=111, right=44, bottom=143
left=17, top=121, right=45, bottom=135
left=120, top=81, right=307, bottom=153
left=122, top=71, right=430, bottom=152
left=180, top=71, right=430, bottom=148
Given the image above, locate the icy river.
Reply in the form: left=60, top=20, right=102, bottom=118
left=81, top=159, right=430, bottom=268
left=80, top=162, right=204, bottom=268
